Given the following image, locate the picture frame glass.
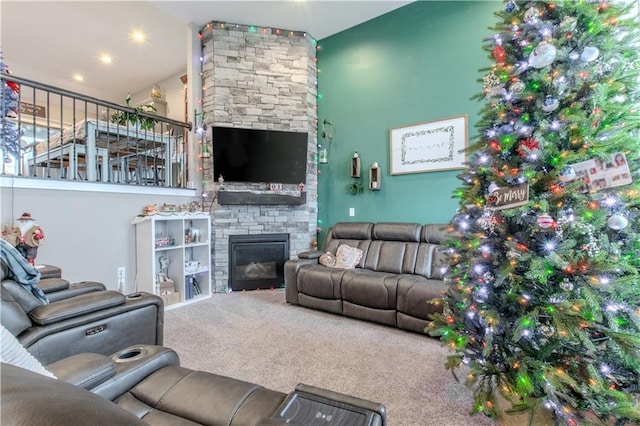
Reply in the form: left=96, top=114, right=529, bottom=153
left=390, top=114, right=468, bottom=175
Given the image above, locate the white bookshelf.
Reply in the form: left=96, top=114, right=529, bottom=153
left=133, top=213, right=211, bottom=309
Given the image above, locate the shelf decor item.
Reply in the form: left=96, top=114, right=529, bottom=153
left=350, top=151, right=361, bottom=178
left=155, top=235, right=171, bottom=248
left=369, top=162, right=381, bottom=191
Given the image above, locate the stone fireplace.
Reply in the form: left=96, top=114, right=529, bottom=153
left=199, top=21, right=318, bottom=292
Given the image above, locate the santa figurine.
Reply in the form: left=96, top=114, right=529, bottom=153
left=2, top=212, right=45, bottom=265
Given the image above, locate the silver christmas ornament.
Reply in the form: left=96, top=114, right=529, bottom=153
left=558, top=167, right=576, bottom=182
left=542, top=96, right=559, bottom=112
left=529, top=42, right=557, bottom=69
left=560, top=279, right=574, bottom=291
left=552, top=75, right=568, bottom=95
left=607, top=214, right=629, bottom=230
left=559, top=16, right=577, bottom=32
left=581, top=46, right=600, bottom=62
left=524, top=7, right=540, bottom=24
left=510, top=81, right=526, bottom=95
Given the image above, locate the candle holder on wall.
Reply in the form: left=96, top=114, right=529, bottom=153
left=318, top=142, right=328, bottom=164
left=318, top=119, right=333, bottom=164
left=351, top=151, right=361, bottom=178
left=369, top=162, right=381, bottom=190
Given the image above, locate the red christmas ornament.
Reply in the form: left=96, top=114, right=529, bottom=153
left=537, top=213, right=554, bottom=228
left=516, top=138, right=540, bottom=158
left=492, top=45, right=507, bottom=64
left=5, top=65, right=19, bottom=93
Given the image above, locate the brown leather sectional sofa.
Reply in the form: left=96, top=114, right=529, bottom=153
left=285, top=222, right=450, bottom=334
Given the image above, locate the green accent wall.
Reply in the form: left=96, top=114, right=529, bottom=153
left=316, top=1, right=498, bottom=239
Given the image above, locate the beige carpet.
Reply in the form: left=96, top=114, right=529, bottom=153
left=163, top=289, right=498, bottom=426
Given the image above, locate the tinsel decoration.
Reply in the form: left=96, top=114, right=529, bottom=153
left=1, top=51, right=21, bottom=159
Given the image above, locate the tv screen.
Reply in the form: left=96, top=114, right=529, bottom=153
left=212, top=127, right=308, bottom=185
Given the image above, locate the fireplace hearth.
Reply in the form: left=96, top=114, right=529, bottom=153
left=229, top=234, right=289, bottom=291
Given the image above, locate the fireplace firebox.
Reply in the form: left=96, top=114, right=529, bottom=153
left=229, top=233, right=289, bottom=291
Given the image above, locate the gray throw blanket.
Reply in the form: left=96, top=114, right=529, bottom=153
left=0, top=239, right=48, bottom=304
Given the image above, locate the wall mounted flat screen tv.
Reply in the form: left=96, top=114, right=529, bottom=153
left=212, top=126, right=308, bottom=184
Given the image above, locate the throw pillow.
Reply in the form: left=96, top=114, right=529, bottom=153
left=319, top=252, right=336, bottom=268
left=334, top=245, right=363, bottom=269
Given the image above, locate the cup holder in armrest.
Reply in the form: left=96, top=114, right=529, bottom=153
left=126, top=292, right=143, bottom=300
left=113, top=347, right=148, bottom=363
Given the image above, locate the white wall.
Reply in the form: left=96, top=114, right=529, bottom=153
left=130, top=70, right=187, bottom=122
left=1, top=179, right=198, bottom=293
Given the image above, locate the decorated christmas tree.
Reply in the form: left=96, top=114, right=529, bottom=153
left=429, top=1, right=640, bottom=424
left=0, top=51, right=21, bottom=162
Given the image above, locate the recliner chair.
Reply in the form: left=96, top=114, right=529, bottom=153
left=2, top=343, right=387, bottom=426
left=1, top=263, right=164, bottom=364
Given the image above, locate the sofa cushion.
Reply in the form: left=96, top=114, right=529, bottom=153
left=334, top=245, right=363, bottom=269
left=396, top=276, right=448, bottom=321
left=414, top=243, right=447, bottom=279
left=0, top=324, right=56, bottom=378
left=322, top=223, right=372, bottom=268
left=0, top=286, right=32, bottom=337
left=341, top=269, right=398, bottom=310
left=364, top=241, right=419, bottom=274
left=2, top=363, right=146, bottom=425
left=328, top=222, right=373, bottom=240
left=372, top=222, right=421, bottom=242
left=421, top=224, right=450, bottom=244
left=296, top=265, right=345, bottom=300
left=120, top=365, right=286, bottom=425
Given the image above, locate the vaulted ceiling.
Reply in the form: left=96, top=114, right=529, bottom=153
left=1, top=1, right=412, bottom=102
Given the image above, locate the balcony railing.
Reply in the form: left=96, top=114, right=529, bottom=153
left=1, top=73, right=192, bottom=188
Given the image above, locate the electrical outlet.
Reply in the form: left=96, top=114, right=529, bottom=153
left=117, top=267, right=125, bottom=293
left=349, top=208, right=355, bottom=217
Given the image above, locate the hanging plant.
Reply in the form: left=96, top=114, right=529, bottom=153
left=110, top=93, right=158, bottom=131
left=348, top=179, right=364, bottom=195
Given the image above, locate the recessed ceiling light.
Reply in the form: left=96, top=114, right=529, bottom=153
left=73, top=74, right=84, bottom=82
left=100, top=54, right=113, bottom=64
left=131, top=30, right=146, bottom=43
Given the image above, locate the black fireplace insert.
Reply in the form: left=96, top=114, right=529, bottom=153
left=229, top=233, right=289, bottom=291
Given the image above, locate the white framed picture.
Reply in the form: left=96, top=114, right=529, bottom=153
left=390, top=114, right=468, bottom=175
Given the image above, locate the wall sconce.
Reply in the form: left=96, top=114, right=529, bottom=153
left=351, top=151, right=361, bottom=178
left=369, top=162, right=381, bottom=190
left=320, top=119, right=333, bottom=141
left=318, top=119, right=333, bottom=164
left=318, top=142, right=328, bottom=164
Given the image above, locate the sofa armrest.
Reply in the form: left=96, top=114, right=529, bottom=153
left=284, top=257, right=320, bottom=305
left=295, top=383, right=387, bottom=426
left=92, top=345, right=180, bottom=400
left=271, top=383, right=387, bottom=426
left=28, top=291, right=125, bottom=326
left=46, top=281, right=106, bottom=303
left=39, top=278, right=70, bottom=293
left=297, top=250, right=323, bottom=259
left=47, top=352, right=116, bottom=389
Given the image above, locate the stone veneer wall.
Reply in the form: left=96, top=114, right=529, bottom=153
left=200, top=22, right=318, bottom=292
